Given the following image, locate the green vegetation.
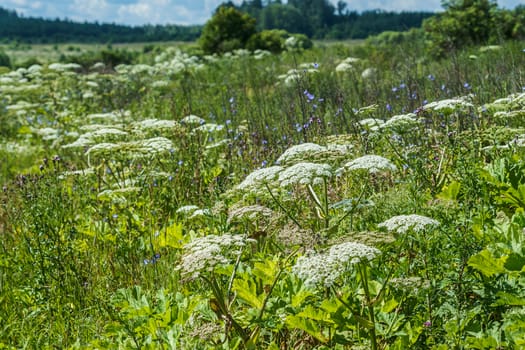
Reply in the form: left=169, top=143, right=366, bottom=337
left=199, top=6, right=257, bottom=54
left=1, top=1, right=525, bottom=349
left=423, top=0, right=525, bottom=57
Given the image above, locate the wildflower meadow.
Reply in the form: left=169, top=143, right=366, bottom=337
left=1, top=38, right=525, bottom=349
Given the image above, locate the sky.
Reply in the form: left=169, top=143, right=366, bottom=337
left=0, top=0, right=523, bottom=26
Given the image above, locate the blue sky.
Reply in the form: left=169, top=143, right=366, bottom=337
left=0, top=0, right=523, bottom=26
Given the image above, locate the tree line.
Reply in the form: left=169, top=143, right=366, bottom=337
left=0, top=3, right=434, bottom=44
left=0, top=7, right=201, bottom=43
left=236, top=0, right=434, bottom=39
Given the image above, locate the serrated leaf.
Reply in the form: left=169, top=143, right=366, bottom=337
left=493, top=292, right=525, bottom=306
left=285, top=315, right=328, bottom=343
left=233, top=278, right=263, bottom=309
left=291, top=289, right=314, bottom=308
left=297, top=305, right=334, bottom=323
left=468, top=249, right=507, bottom=277
left=253, top=259, right=278, bottom=284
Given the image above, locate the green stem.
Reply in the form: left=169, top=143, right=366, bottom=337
left=265, top=183, right=302, bottom=229
left=359, top=264, right=378, bottom=350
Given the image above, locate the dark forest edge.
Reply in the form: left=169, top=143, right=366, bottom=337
left=0, top=2, right=434, bottom=44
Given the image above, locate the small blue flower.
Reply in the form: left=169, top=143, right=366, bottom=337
left=313, top=63, right=319, bottom=69
left=463, top=82, right=471, bottom=90
left=386, top=103, right=392, bottom=112
left=427, top=74, right=435, bottom=81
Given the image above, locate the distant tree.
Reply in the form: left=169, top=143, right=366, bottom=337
left=259, top=4, right=312, bottom=35
left=199, top=6, right=257, bottom=53
left=423, top=0, right=498, bottom=56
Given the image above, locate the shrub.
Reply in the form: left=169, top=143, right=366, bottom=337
left=284, top=33, right=313, bottom=51
left=246, top=29, right=288, bottom=53
left=0, top=49, right=11, bottom=68
left=199, top=5, right=257, bottom=54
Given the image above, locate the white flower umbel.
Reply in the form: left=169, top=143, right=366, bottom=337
left=378, top=214, right=440, bottom=235
left=189, top=209, right=211, bottom=219
left=178, top=234, right=255, bottom=279
left=293, top=241, right=381, bottom=288
left=181, top=114, right=205, bottom=125
left=277, top=143, right=326, bottom=165
left=176, top=205, right=200, bottom=216
left=278, top=162, right=332, bottom=187
left=423, top=97, right=474, bottom=114
left=359, top=118, right=384, bottom=131
left=134, top=137, right=174, bottom=154
left=227, top=204, right=274, bottom=224
left=236, top=165, right=283, bottom=191
left=381, top=113, right=419, bottom=132
left=135, top=118, right=178, bottom=131
left=337, top=155, right=397, bottom=175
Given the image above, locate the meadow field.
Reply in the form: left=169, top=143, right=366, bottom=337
left=1, top=38, right=525, bottom=349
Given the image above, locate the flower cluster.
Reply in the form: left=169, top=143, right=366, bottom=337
left=227, top=204, right=274, bottom=225
left=236, top=165, right=283, bottom=191
left=423, top=97, right=474, bottom=114
left=381, top=113, right=420, bottom=133
left=277, top=142, right=353, bottom=166
left=178, top=234, right=255, bottom=279
left=337, top=155, right=397, bottom=174
left=278, top=162, right=332, bottom=187
left=293, top=241, right=381, bottom=288
left=378, top=214, right=440, bottom=234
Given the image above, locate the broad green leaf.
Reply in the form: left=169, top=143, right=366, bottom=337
left=253, top=259, right=278, bottom=285
left=155, top=222, right=184, bottom=249
left=297, top=305, right=334, bottom=323
left=291, top=289, right=314, bottom=308
left=504, top=253, right=525, bottom=272
left=381, top=298, right=399, bottom=313
left=437, top=180, right=461, bottom=202
left=493, top=292, right=525, bottom=306
left=233, top=278, right=264, bottom=309
left=468, top=249, right=507, bottom=277
left=285, top=315, right=329, bottom=343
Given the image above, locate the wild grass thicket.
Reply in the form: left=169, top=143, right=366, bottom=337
left=1, top=39, right=525, bottom=348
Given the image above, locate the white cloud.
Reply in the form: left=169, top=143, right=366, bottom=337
left=71, top=0, right=110, bottom=19
left=329, top=0, right=443, bottom=12
left=2, top=0, right=523, bottom=26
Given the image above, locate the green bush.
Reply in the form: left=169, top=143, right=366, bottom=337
left=199, top=5, right=257, bottom=54
left=0, top=49, right=11, bottom=68
left=283, top=33, right=313, bottom=51
left=246, top=29, right=288, bottom=53
left=60, top=48, right=137, bottom=69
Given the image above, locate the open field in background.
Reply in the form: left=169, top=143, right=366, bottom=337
left=1, top=38, right=525, bottom=349
left=0, top=41, right=195, bottom=66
